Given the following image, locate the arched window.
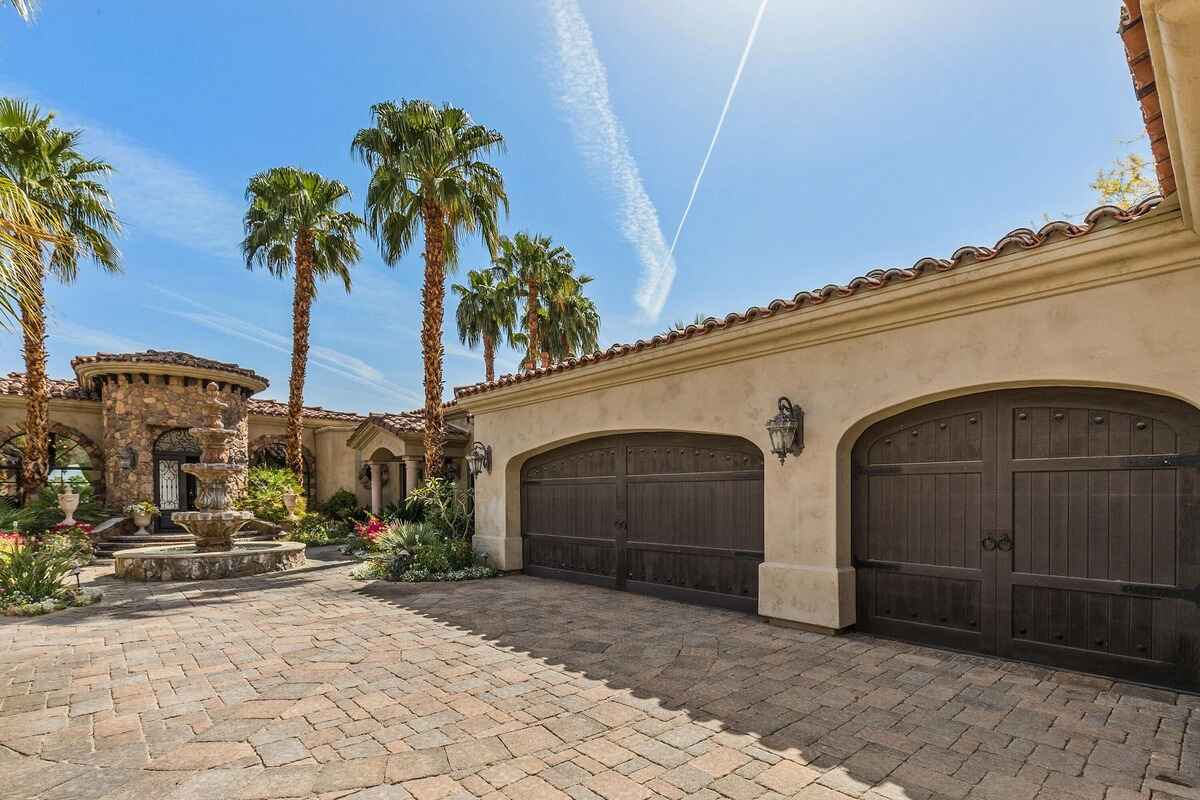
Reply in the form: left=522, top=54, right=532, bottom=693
left=0, top=429, right=100, bottom=506
left=251, top=440, right=316, bottom=500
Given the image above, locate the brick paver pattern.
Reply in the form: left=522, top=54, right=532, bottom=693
left=2, top=553, right=1197, bottom=800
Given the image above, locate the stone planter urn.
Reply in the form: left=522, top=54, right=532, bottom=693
left=282, top=490, right=298, bottom=518
left=131, top=512, right=152, bottom=536
left=57, top=491, right=80, bottom=527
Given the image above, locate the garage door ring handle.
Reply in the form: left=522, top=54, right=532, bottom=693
left=981, top=536, right=997, bottom=551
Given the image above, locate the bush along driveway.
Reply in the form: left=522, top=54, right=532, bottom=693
left=0, top=559, right=1196, bottom=800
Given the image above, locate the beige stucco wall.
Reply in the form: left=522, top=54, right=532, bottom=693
left=461, top=204, right=1200, bottom=631
left=246, top=416, right=360, bottom=506
left=0, top=400, right=104, bottom=448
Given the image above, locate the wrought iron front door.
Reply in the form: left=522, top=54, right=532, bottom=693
left=153, top=429, right=202, bottom=531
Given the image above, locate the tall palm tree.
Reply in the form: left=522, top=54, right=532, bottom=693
left=352, top=99, right=507, bottom=475
left=0, top=175, right=62, bottom=332
left=0, top=98, right=120, bottom=499
left=242, top=167, right=363, bottom=485
left=492, top=232, right=577, bottom=370
left=452, top=268, right=518, bottom=383
left=544, top=283, right=601, bottom=364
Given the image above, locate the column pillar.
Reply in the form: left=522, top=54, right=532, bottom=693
left=369, top=462, right=382, bottom=516
left=403, top=456, right=422, bottom=499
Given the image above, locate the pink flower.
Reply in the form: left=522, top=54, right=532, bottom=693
left=353, top=517, right=385, bottom=543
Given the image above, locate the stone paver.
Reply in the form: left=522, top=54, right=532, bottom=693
left=1, top=549, right=1196, bottom=799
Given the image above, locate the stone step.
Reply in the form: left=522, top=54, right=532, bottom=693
left=95, top=529, right=280, bottom=557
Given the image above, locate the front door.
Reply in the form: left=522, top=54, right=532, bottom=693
left=853, top=388, right=1200, bottom=690
left=153, top=428, right=202, bottom=531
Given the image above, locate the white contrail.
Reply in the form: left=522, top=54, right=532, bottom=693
left=547, top=0, right=676, bottom=322
left=664, top=0, right=769, bottom=267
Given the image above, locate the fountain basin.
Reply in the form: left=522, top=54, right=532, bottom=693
left=113, top=541, right=306, bottom=581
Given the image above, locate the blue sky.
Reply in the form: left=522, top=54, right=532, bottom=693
left=0, top=1, right=1150, bottom=413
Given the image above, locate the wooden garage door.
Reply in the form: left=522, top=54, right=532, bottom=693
left=521, top=432, right=765, bottom=611
left=853, top=388, right=1200, bottom=690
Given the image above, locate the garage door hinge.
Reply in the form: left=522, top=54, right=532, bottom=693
left=1121, top=583, right=1200, bottom=606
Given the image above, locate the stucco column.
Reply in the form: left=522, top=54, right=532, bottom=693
left=368, top=462, right=382, bottom=515
left=403, top=456, right=421, bottom=499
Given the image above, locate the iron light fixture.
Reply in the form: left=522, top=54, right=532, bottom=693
left=766, top=397, right=804, bottom=464
left=118, top=447, right=138, bottom=471
left=467, top=442, right=492, bottom=477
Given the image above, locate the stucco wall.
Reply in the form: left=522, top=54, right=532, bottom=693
left=313, top=426, right=365, bottom=506
left=463, top=210, right=1200, bottom=630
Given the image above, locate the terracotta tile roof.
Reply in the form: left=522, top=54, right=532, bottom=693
left=351, top=411, right=469, bottom=441
left=246, top=397, right=364, bottom=423
left=1121, top=1, right=1175, bottom=196
left=455, top=197, right=1164, bottom=400
left=71, top=350, right=268, bottom=386
left=0, top=372, right=97, bottom=401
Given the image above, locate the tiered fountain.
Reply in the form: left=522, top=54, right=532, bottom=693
left=114, top=382, right=306, bottom=581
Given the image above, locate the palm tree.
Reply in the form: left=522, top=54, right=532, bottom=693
left=544, top=283, right=601, bottom=363
left=242, top=167, right=363, bottom=485
left=0, top=175, right=63, bottom=332
left=352, top=100, right=507, bottom=475
left=0, top=98, right=120, bottom=499
left=452, top=268, right=518, bottom=383
left=492, top=232, right=577, bottom=370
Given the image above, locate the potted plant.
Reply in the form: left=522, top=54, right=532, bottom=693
left=123, top=501, right=159, bottom=535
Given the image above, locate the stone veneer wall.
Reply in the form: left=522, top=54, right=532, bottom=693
left=100, top=375, right=249, bottom=510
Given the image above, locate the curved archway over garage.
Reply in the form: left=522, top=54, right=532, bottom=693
left=522, top=432, right=764, bottom=611
left=852, top=386, right=1200, bottom=690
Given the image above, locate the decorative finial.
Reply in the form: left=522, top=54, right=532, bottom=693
left=203, top=381, right=228, bottom=429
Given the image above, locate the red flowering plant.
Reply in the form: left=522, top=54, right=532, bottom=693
left=0, top=532, right=24, bottom=555
left=352, top=516, right=386, bottom=552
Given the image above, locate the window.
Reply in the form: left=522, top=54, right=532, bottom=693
left=0, top=430, right=100, bottom=506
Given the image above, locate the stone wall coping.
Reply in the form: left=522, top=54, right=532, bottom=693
left=75, top=361, right=269, bottom=394
left=112, top=541, right=305, bottom=559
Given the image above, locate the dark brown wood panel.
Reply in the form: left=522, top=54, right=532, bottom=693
left=522, top=432, right=764, bottom=611
left=854, top=387, right=1200, bottom=691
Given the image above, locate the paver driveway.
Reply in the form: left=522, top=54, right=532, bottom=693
left=1, top=549, right=1197, bottom=800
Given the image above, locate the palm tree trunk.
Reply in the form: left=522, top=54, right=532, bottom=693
left=286, top=230, right=316, bottom=489
left=483, top=334, right=495, bottom=384
left=525, top=280, right=539, bottom=371
left=19, top=257, right=48, bottom=500
left=420, top=200, right=447, bottom=478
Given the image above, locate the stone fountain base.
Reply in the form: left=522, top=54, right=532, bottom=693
left=113, top=541, right=306, bottom=581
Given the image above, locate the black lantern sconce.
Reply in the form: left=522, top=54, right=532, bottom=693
left=766, top=397, right=804, bottom=464
left=466, top=442, right=492, bottom=477
left=118, top=447, right=138, bottom=471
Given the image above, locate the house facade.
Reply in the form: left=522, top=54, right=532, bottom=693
left=455, top=0, right=1200, bottom=690
left=1, top=351, right=370, bottom=523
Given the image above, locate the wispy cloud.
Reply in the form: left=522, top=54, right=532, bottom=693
left=149, top=286, right=422, bottom=407
left=78, top=125, right=243, bottom=260
left=664, top=0, right=769, bottom=269
left=547, top=0, right=676, bottom=322
left=48, top=318, right=149, bottom=355
left=0, top=85, right=243, bottom=260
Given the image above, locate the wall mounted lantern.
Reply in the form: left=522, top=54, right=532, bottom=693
left=766, top=397, right=804, bottom=464
left=118, top=447, right=138, bottom=471
left=467, top=442, right=492, bottom=477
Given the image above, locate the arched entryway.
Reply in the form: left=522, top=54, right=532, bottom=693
left=154, top=428, right=201, bottom=530
left=852, top=387, right=1200, bottom=690
left=521, top=432, right=764, bottom=611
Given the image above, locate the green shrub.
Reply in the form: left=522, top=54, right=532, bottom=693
left=286, top=513, right=352, bottom=546
left=321, top=489, right=365, bottom=522
left=404, top=478, right=471, bottom=539
left=236, top=467, right=304, bottom=523
left=43, top=523, right=95, bottom=564
left=0, top=542, right=74, bottom=604
left=352, top=520, right=488, bottom=582
left=380, top=499, right=424, bottom=524
left=393, top=564, right=498, bottom=583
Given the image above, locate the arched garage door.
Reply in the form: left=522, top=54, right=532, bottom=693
left=853, top=388, right=1200, bottom=690
left=522, top=432, right=764, bottom=611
